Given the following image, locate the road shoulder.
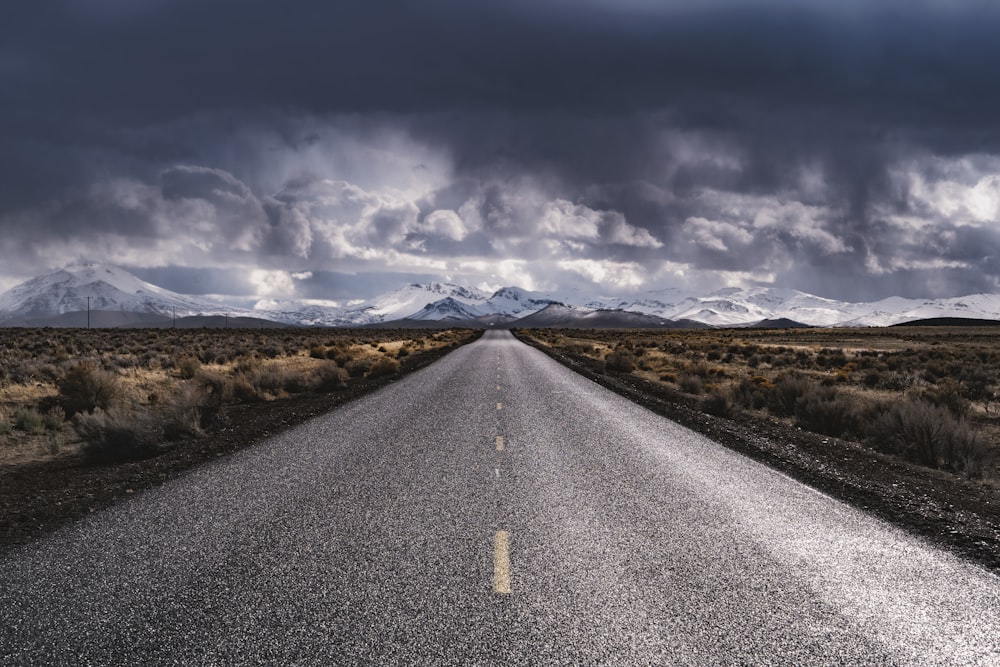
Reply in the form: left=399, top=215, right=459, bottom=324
left=514, top=331, right=1000, bottom=574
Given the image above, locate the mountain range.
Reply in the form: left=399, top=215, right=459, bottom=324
left=2, top=263, right=1000, bottom=328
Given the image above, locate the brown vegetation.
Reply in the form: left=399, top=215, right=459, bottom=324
left=0, top=327, right=476, bottom=468
left=519, top=326, right=1000, bottom=481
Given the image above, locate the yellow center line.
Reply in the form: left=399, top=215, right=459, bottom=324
left=493, top=530, right=511, bottom=595
left=496, top=435, right=504, bottom=451
left=496, top=402, right=502, bottom=410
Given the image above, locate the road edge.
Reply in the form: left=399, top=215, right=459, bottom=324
left=513, top=329, right=1000, bottom=575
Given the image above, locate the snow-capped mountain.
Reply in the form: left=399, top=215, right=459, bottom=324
left=0, top=263, right=235, bottom=324
left=258, top=283, right=567, bottom=325
left=257, top=282, right=493, bottom=326
left=640, top=287, right=857, bottom=327
left=406, top=297, right=488, bottom=321
left=3, top=264, right=1000, bottom=328
left=584, top=286, right=696, bottom=314
left=839, top=294, right=1000, bottom=327
left=477, top=286, right=560, bottom=317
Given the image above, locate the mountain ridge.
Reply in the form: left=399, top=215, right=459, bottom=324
left=2, top=264, right=1000, bottom=328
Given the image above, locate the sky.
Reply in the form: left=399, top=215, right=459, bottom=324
left=3, top=0, right=1000, bottom=306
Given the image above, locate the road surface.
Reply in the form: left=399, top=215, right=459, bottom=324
left=1, top=330, right=998, bottom=664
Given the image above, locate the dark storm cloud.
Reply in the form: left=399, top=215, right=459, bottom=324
left=3, top=1, right=1000, bottom=299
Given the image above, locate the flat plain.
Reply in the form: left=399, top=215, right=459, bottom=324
left=1, top=330, right=998, bottom=664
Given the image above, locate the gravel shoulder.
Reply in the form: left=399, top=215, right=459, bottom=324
left=515, top=331, right=1000, bottom=574
left=0, top=337, right=479, bottom=553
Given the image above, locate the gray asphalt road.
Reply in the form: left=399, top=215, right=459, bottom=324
left=2, top=330, right=999, bottom=665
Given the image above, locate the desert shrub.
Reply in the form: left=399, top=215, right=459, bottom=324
left=766, top=374, right=815, bottom=418
left=163, top=370, right=230, bottom=440
left=43, top=406, right=65, bottom=431
left=566, top=342, right=596, bottom=356
left=261, top=344, right=284, bottom=359
left=865, top=399, right=987, bottom=476
left=731, top=378, right=768, bottom=411
left=74, top=408, right=159, bottom=464
left=230, top=374, right=261, bottom=403
left=57, top=361, right=123, bottom=416
left=346, top=358, right=372, bottom=378
left=333, top=349, right=355, bottom=366
left=367, top=358, right=400, bottom=379
left=280, top=368, right=310, bottom=393
left=604, top=351, right=635, bottom=373
left=702, top=389, right=733, bottom=417
left=163, top=382, right=206, bottom=440
left=246, top=364, right=286, bottom=397
left=309, top=345, right=327, bottom=359
left=685, top=361, right=712, bottom=378
left=678, top=374, right=704, bottom=395
left=13, top=408, right=46, bottom=434
left=175, top=354, right=201, bottom=379
left=815, top=348, right=848, bottom=369
left=793, top=389, right=859, bottom=438
left=862, top=371, right=882, bottom=388
left=659, top=372, right=677, bottom=383
left=915, top=381, right=971, bottom=419
left=311, top=361, right=346, bottom=392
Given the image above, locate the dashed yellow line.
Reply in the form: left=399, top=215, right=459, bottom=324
left=493, top=530, right=511, bottom=595
left=495, top=435, right=504, bottom=451
left=496, top=402, right=502, bottom=411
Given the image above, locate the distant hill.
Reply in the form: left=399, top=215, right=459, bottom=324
left=890, top=317, right=1000, bottom=327
left=513, top=304, right=707, bottom=329
left=0, top=263, right=242, bottom=326
left=747, top=318, right=812, bottom=329
left=5, top=263, right=1000, bottom=328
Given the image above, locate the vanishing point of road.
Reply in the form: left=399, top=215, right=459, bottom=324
left=1, top=330, right=998, bottom=664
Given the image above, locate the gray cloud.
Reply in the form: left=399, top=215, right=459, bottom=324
left=2, top=1, right=1000, bottom=300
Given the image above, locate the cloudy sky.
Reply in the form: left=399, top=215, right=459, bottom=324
left=3, top=0, right=1000, bottom=305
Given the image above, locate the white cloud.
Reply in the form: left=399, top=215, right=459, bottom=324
left=751, top=199, right=848, bottom=254
left=455, top=259, right=538, bottom=290
left=902, top=157, right=1000, bottom=226
left=685, top=216, right=753, bottom=252
left=249, top=269, right=300, bottom=297
left=420, top=209, right=469, bottom=241
left=557, top=258, right=646, bottom=289
left=540, top=199, right=662, bottom=247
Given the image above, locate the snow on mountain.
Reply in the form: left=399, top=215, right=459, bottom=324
left=4, top=264, right=1000, bottom=328
left=842, top=294, right=1000, bottom=327
left=587, top=286, right=860, bottom=327
left=0, top=263, right=233, bottom=323
left=478, top=286, right=560, bottom=317
left=405, top=297, right=487, bottom=321
left=257, top=282, right=492, bottom=326
left=588, top=286, right=696, bottom=315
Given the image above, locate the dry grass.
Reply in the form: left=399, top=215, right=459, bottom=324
left=522, top=326, right=1000, bottom=481
left=0, top=327, right=475, bottom=466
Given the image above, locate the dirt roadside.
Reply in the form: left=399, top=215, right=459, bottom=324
left=516, top=332, right=1000, bottom=575
left=0, top=337, right=480, bottom=554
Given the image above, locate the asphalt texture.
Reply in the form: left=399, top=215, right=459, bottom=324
left=1, top=330, right=999, bottom=665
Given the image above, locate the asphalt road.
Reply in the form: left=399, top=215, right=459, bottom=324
left=1, top=330, right=999, bottom=665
